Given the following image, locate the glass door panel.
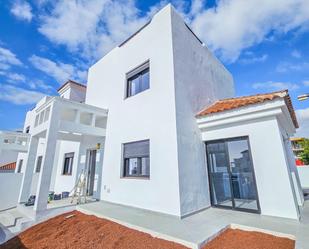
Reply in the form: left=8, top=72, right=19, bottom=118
left=206, top=137, right=260, bottom=213
left=206, top=142, right=233, bottom=208
left=227, top=139, right=259, bottom=211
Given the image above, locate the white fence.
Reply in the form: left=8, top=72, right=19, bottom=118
left=297, top=165, right=309, bottom=189
left=0, top=173, right=22, bottom=210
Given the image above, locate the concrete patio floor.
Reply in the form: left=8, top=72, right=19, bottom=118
left=77, top=200, right=309, bottom=249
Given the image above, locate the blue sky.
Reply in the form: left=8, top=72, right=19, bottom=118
left=0, top=0, right=308, bottom=136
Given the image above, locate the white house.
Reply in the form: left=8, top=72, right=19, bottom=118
left=2, top=4, right=304, bottom=220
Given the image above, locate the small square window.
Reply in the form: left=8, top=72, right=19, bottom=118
left=122, top=140, right=150, bottom=178
left=63, top=152, right=74, bottom=175
left=126, top=62, right=149, bottom=98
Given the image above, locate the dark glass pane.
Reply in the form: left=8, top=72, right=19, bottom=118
left=123, top=156, right=149, bottom=178
left=17, top=160, right=23, bottom=173
left=129, top=76, right=140, bottom=96
left=140, top=69, right=149, bottom=91
left=141, top=157, right=150, bottom=176
left=63, top=153, right=74, bottom=175
left=36, top=156, right=42, bottom=173
left=126, top=158, right=138, bottom=176
left=127, top=67, right=149, bottom=97
left=227, top=139, right=258, bottom=211
left=207, top=142, right=232, bottom=207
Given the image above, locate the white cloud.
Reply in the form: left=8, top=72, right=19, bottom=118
left=7, top=73, right=26, bottom=83
left=0, top=46, right=22, bottom=68
left=37, top=0, right=155, bottom=61
left=29, top=55, right=87, bottom=83
left=0, top=84, right=44, bottom=105
left=11, top=1, right=33, bottom=22
left=296, top=108, right=309, bottom=138
left=189, top=0, right=309, bottom=62
left=252, top=81, right=299, bottom=91
left=239, top=52, right=268, bottom=64
left=303, top=80, right=309, bottom=87
left=291, top=50, right=302, bottom=58
left=35, top=0, right=309, bottom=63
left=28, top=79, right=53, bottom=91
left=276, top=61, right=309, bottom=73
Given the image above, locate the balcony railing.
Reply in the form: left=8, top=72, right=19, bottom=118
left=32, top=97, right=108, bottom=137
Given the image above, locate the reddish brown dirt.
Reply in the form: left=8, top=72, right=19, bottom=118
left=0, top=211, right=188, bottom=249
left=202, top=228, right=295, bottom=249
left=0, top=211, right=295, bottom=249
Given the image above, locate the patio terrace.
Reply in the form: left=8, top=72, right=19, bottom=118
left=76, top=199, right=309, bottom=249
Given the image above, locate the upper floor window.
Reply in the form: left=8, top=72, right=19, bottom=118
left=25, top=126, right=30, bottom=134
left=126, top=61, right=149, bottom=98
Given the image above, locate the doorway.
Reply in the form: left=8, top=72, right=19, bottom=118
left=206, top=137, right=260, bottom=213
left=86, top=149, right=97, bottom=196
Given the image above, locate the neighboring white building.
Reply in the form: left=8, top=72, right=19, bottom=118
left=1, top=4, right=304, bottom=220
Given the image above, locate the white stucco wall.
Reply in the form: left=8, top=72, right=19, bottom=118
left=279, top=130, right=304, bottom=206
left=52, top=140, right=80, bottom=194
left=16, top=108, right=35, bottom=173
left=0, top=173, right=23, bottom=210
left=171, top=8, right=234, bottom=216
left=298, top=166, right=309, bottom=189
left=59, top=84, right=86, bottom=103
left=86, top=5, right=182, bottom=216
left=200, top=116, right=300, bottom=219
left=0, top=150, right=18, bottom=166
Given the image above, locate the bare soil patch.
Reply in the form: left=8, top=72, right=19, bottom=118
left=202, top=228, right=295, bottom=249
left=0, top=211, right=295, bottom=249
left=0, top=211, right=187, bottom=249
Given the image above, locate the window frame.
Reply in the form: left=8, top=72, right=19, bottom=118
left=121, top=139, right=150, bottom=179
left=125, top=61, right=150, bottom=98
left=35, top=156, right=43, bottom=173
left=62, top=152, right=74, bottom=176
left=17, top=159, right=23, bottom=173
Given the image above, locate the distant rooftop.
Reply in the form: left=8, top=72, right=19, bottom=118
left=57, top=80, right=86, bottom=92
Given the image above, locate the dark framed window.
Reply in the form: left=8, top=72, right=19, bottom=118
left=35, top=156, right=43, bottom=173
left=126, top=62, right=149, bottom=98
left=17, top=159, right=23, bottom=173
left=25, top=126, right=30, bottom=133
left=123, top=140, right=150, bottom=178
left=62, top=152, right=74, bottom=175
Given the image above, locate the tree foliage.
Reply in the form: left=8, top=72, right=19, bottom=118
left=300, top=139, right=309, bottom=165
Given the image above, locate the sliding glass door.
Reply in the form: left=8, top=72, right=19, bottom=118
left=206, top=137, right=260, bottom=213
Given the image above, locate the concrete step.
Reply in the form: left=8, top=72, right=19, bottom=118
left=0, top=207, right=33, bottom=244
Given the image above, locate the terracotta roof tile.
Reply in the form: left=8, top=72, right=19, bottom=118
left=0, top=162, right=16, bottom=171
left=196, top=90, right=299, bottom=128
